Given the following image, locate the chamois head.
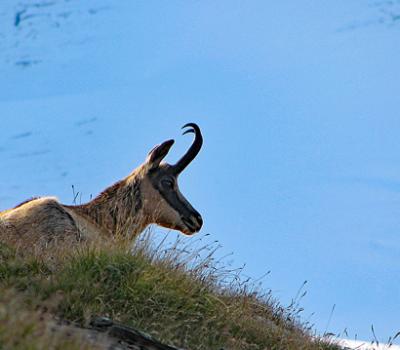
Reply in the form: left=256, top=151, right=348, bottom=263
left=141, top=123, right=203, bottom=235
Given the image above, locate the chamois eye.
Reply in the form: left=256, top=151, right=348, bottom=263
left=162, top=179, right=174, bottom=189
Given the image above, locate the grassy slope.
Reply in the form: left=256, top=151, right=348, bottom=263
left=0, top=233, right=340, bottom=350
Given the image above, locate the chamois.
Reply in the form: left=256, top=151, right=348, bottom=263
left=0, top=123, right=203, bottom=250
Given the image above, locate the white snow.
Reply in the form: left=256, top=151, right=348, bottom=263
left=337, top=339, right=400, bottom=350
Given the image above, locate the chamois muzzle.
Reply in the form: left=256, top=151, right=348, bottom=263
left=181, top=210, right=203, bottom=234
left=172, top=123, right=203, bottom=174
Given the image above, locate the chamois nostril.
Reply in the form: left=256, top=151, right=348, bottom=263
left=182, top=213, right=202, bottom=232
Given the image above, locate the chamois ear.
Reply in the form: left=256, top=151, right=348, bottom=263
left=146, top=139, right=174, bottom=169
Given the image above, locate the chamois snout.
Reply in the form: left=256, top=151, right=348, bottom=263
left=180, top=207, right=203, bottom=235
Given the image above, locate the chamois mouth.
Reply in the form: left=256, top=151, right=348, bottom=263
left=182, top=215, right=203, bottom=234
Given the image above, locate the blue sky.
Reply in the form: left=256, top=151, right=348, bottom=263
left=1, top=0, right=400, bottom=343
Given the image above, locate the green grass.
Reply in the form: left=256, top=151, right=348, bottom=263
left=0, top=232, right=340, bottom=350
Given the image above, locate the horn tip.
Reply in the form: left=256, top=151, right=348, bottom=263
left=181, top=122, right=200, bottom=130
left=182, top=129, right=194, bottom=136
left=181, top=122, right=201, bottom=136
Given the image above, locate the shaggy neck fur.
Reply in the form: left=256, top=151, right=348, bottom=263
left=69, top=168, right=146, bottom=237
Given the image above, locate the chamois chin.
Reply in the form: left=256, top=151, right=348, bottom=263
left=0, top=123, right=203, bottom=250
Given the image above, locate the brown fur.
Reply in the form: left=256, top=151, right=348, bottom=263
left=1, top=165, right=180, bottom=252
left=0, top=129, right=203, bottom=252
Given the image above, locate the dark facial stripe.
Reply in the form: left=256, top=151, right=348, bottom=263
left=151, top=182, right=194, bottom=220
left=147, top=166, right=199, bottom=224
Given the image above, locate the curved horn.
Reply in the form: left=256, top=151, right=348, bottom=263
left=173, top=123, right=203, bottom=174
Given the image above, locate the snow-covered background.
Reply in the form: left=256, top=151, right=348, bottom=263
left=339, top=339, right=400, bottom=350
left=1, top=1, right=400, bottom=347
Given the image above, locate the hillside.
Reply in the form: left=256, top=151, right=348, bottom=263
left=0, top=231, right=340, bottom=350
